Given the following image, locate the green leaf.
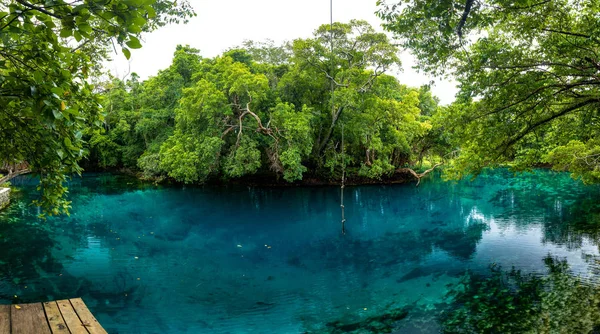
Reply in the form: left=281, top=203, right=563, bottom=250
left=122, top=47, right=131, bottom=59
left=59, top=28, right=72, bottom=38
left=63, top=137, right=78, bottom=151
left=128, top=24, right=142, bottom=34
left=51, top=87, right=64, bottom=96
left=52, top=109, right=63, bottom=119
left=33, top=71, right=43, bottom=83
left=78, top=23, right=92, bottom=35
left=45, top=20, right=56, bottom=28
left=126, top=36, right=142, bottom=49
left=131, top=16, right=147, bottom=27
left=145, top=5, right=156, bottom=18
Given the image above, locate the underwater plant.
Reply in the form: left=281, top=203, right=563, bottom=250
left=442, top=257, right=600, bottom=333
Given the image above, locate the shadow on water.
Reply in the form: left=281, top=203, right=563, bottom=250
left=0, top=197, right=94, bottom=304
left=285, top=221, right=488, bottom=277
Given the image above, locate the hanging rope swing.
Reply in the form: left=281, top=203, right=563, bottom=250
left=329, top=0, right=346, bottom=235
left=340, top=124, right=346, bottom=235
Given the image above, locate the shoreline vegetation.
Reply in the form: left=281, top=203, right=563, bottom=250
left=81, top=162, right=443, bottom=188
left=83, top=22, right=451, bottom=195
left=3, top=0, right=598, bottom=214
left=73, top=162, right=558, bottom=189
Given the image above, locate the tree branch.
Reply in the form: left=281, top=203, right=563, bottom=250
left=456, top=0, right=474, bottom=38
left=14, top=0, right=62, bottom=19
left=397, top=162, right=443, bottom=186
left=500, top=98, right=600, bottom=155
left=541, top=28, right=591, bottom=39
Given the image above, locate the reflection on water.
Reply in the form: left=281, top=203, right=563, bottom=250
left=1, top=169, right=600, bottom=333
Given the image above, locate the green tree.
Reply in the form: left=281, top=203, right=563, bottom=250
left=378, top=0, right=600, bottom=181
left=159, top=53, right=315, bottom=182
left=87, top=45, right=200, bottom=179
left=0, top=0, right=194, bottom=214
left=347, top=77, right=430, bottom=179
left=289, top=20, right=401, bottom=156
left=96, top=23, right=444, bottom=185
left=241, top=39, right=290, bottom=66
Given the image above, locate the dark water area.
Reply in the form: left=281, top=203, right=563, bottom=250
left=1, top=169, right=600, bottom=333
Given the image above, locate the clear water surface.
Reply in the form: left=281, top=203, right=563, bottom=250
left=1, top=169, right=600, bottom=333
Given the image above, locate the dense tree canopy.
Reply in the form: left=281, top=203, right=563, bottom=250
left=6, top=0, right=595, bottom=213
left=377, top=0, right=600, bottom=182
left=89, top=21, right=446, bottom=185
left=0, top=0, right=194, bottom=214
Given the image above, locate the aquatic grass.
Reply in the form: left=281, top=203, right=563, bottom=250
left=442, top=257, right=600, bottom=333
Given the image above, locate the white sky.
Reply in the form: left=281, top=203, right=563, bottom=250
left=108, top=0, right=458, bottom=104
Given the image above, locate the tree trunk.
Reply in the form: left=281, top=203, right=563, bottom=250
left=0, top=168, right=31, bottom=184
left=396, top=162, right=443, bottom=187
left=317, top=106, right=344, bottom=155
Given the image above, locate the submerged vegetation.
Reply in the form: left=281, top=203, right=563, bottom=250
left=442, top=258, right=600, bottom=333
left=325, top=307, right=409, bottom=333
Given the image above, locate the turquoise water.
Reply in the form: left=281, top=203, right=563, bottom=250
left=1, top=169, right=600, bottom=333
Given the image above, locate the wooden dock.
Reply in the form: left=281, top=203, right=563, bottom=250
left=0, top=298, right=107, bottom=334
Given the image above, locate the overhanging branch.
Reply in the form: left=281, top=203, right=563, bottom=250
left=499, top=98, right=600, bottom=155
left=397, top=162, right=443, bottom=187
left=456, top=0, right=474, bottom=38
left=15, top=0, right=62, bottom=19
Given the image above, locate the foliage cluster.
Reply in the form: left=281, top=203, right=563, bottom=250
left=0, top=0, right=194, bottom=214
left=89, top=21, right=449, bottom=184
left=11, top=0, right=600, bottom=211
left=378, top=0, right=600, bottom=183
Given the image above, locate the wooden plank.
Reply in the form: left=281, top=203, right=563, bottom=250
left=0, top=305, right=10, bottom=334
left=57, top=300, right=89, bottom=334
left=69, top=299, right=107, bottom=334
left=43, top=301, right=70, bottom=333
left=11, top=303, right=52, bottom=334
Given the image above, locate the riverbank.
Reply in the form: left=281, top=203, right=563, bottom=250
left=80, top=163, right=435, bottom=188
left=120, top=168, right=424, bottom=187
